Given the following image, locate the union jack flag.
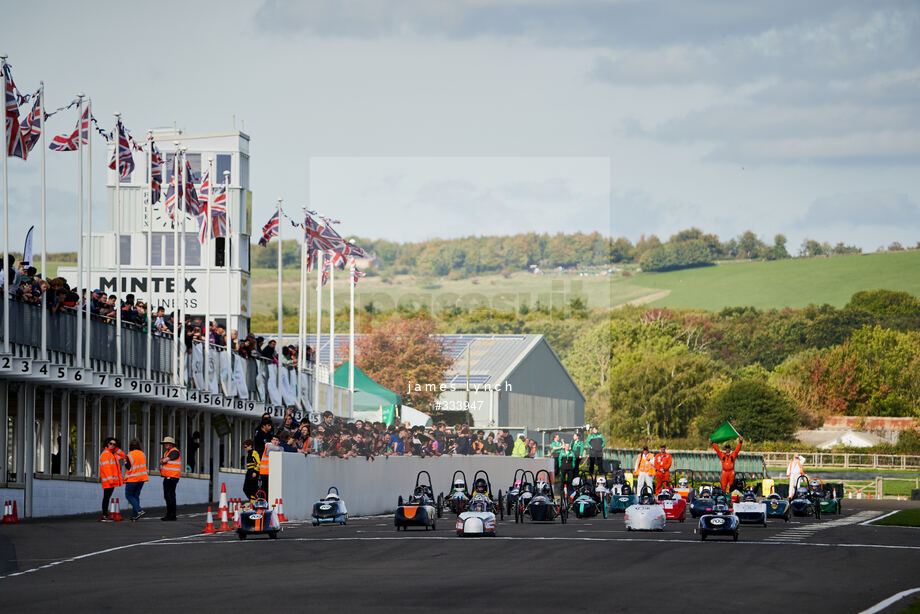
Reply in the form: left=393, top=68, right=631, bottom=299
left=164, top=173, right=177, bottom=220
left=349, top=258, right=366, bottom=286
left=182, top=159, right=201, bottom=216
left=196, top=168, right=211, bottom=244
left=149, top=140, right=163, bottom=203
left=258, top=210, right=280, bottom=247
left=17, top=92, right=41, bottom=160
left=210, top=185, right=228, bottom=238
left=107, top=119, right=135, bottom=179
left=49, top=106, right=89, bottom=152
left=3, top=62, right=25, bottom=158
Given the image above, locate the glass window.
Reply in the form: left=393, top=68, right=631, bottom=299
left=240, top=154, right=249, bottom=189
left=119, top=236, right=131, bottom=265
left=241, top=241, right=249, bottom=272
left=164, top=234, right=175, bottom=266
left=184, top=235, right=201, bottom=266
left=164, top=153, right=202, bottom=183
left=164, top=153, right=177, bottom=183
left=216, top=154, right=232, bottom=185
left=152, top=234, right=163, bottom=266
left=215, top=237, right=226, bottom=268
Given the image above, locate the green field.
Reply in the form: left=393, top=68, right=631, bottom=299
left=249, top=250, right=920, bottom=315
left=872, top=509, right=920, bottom=527
left=614, top=250, right=920, bottom=311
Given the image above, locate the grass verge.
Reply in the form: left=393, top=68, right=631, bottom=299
left=872, top=509, right=920, bottom=527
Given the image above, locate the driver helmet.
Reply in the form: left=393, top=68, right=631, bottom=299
left=473, top=478, right=488, bottom=493
left=324, top=492, right=340, bottom=501
left=596, top=476, right=607, bottom=487
left=678, top=477, right=688, bottom=488
left=470, top=500, right=487, bottom=513
left=453, top=479, right=466, bottom=491
left=253, top=498, right=270, bottom=510
left=571, top=476, right=582, bottom=488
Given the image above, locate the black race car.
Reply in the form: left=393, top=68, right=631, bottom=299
left=395, top=470, right=444, bottom=531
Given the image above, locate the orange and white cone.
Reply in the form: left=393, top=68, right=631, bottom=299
left=112, top=498, right=125, bottom=521
left=10, top=500, right=20, bottom=523
left=1, top=500, right=11, bottom=524
left=277, top=498, right=288, bottom=523
left=233, top=504, right=241, bottom=529
left=217, top=505, right=232, bottom=532
left=217, top=483, right=229, bottom=522
left=201, top=506, right=217, bottom=534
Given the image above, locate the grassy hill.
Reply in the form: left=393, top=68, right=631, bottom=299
left=614, top=250, right=920, bottom=311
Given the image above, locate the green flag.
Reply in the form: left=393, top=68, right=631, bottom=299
left=381, top=405, right=396, bottom=426
left=710, top=421, right=740, bottom=444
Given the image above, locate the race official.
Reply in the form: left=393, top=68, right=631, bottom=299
left=511, top=434, right=528, bottom=458
left=654, top=444, right=672, bottom=493
left=159, top=436, right=181, bottom=521
left=711, top=437, right=743, bottom=492
left=586, top=426, right=606, bottom=475
left=786, top=453, right=805, bottom=498
left=124, top=438, right=149, bottom=521
left=634, top=445, right=655, bottom=494
left=98, top=437, right=126, bottom=522
left=550, top=434, right=564, bottom=476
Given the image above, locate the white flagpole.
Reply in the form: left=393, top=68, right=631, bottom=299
left=276, top=198, right=283, bottom=408
left=204, top=156, right=213, bottom=392
left=84, top=100, right=92, bottom=369
left=0, top=56, right=7, bottom=355
left=298, top=208, right=306, bottom=386
left=179, top=148, right=187, bottom=387
left=328, top=253, right=334, bottom=411
left=349, top=259, right=355, bottom=418
left=39, top=82, right=47, bottom=362
left=223, top=170, right=231, bottom=368
left=313, top=250, right=323, bottom=415
left=145, top=132, right=153, bottom=381
left=172, top=142, right=180, bottom=385
left=75, top=94, right=84, bottom=365
left=113, top=113, right=122, bottom=375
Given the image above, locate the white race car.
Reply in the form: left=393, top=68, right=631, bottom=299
left=456, top=494, right=497, bottom=536
left=624, top=487, right=666, bottom=531
left=732, top=491, right=767, bottom=526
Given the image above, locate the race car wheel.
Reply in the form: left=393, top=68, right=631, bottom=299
left=679, top=517, right=685, bottom=523
left=732, top=531, right=738, bottom=542
left=498, top=491, right=504, bottom=521
left=270, top=531, right=278, bottom=539
left=700, top=531, right=706, bottom=541
left=238, top=533, right=247, bottom=540
left=457, top=531, right=463, bottom=537
left=437, top=494, right=444, bottom=518
left=398, top=496, right=404, bottom=507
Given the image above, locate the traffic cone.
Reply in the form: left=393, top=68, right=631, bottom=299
left=277, top=498, right=288, bottom=523
left=112, top=499, right=125, bottom=522
left=233, top=504, right=241, bottom=529
left=10, top=500, right=20, bottom=523
left=857, top=491, right=862, bottom=499
left=217, top=505, right=231, bottom=532
left=201, top=507, right=217, bottom=534
left=1, top=500, right=10, bottom=523
left=868, top=491, right=871, bottom=500
left=848, top=490, right=853, bottom=499
left=217, top=483, right=229, bottom=521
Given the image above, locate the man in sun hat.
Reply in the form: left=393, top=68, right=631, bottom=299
left=159, top=436, right=181, bottom=521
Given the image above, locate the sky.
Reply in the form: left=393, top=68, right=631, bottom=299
left=2, top=0, right=918, bottom=254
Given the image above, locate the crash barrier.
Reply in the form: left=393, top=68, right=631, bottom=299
left=763, top=451, right=920, bottom=471
left=270, top=453, right=553, bottom=520
left=602, top=448, right=766, bottom=480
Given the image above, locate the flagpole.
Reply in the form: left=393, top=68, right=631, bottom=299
left=313, top=250, right=323, bottom=415
left=145, top=131, right=153, bottom=381
left=39, top=82, right=47, bottom=362
left=223, top=170, right=231, bottom=386
left=204, top=155, right=213, bottom=393
left=84, top=100, right=92, bottom=369
left=349, top=259, right=355, bottom=418
left=75, top=94, right=84, bottom=365
left=113, top=113, right=122, bottom=375
left=179, top=148, right=187, bottom=388
left=276, top=198, right=283, bottom=409
left=298, top=207, right=306, bottom=395
left=1, top=56, right=7, bottom=355
left=328, top=253, right=334, bottom=411
left=172, top=141, right=180, bottom=386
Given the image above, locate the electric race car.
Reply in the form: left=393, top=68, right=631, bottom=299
left=395, top=470, right=443, bottom=531
left=764, top=493, right=791, bottom=522
left=312, top=486, right=348, bottom=526
left=624, top=487, right=666, bottom=531
left=456, top=471, right=503, bottom=536
left=812, top=479, right=843, bottom=515
left=445, top=470, right=471, bottom=515
left=237, top=492, right=281, bottom=540
left=698, top=502, right=740, bottom=541
left=568, top=475, right=609, bottom=519
left=656, top=485, right=687, bottom=522
left=689, top=486, right=718, bottom=519
left=789, top=476, right=821, bottom=519
left=731, top=489, right=767, bottom=526
left=609, top=472, right=637, bottom=514
left=516, top=470, right=567, bottom=524
left=505, top=469, right=533, bottom=516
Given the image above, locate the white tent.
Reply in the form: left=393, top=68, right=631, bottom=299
left=398, top=406, right=433, bottom=428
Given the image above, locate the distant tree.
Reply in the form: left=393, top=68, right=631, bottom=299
left=847, top=290, right=920, bottom=319
left=639, top=239, right=714, bottom=272
left=610, top=237, right=634, bottom=263
left=736, top=230, right=767, bottom=259
left=700, top=379, right=798, bottom=442
left=355, top=316, right=452, bottom=410
left=888, top=241, right=905, bottom=251
left=768, top=234, right=789, bottom=260
left=799, top=239, right=826, bottom=257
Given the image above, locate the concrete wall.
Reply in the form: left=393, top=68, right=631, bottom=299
left=270, top=453, right=552, bottom=520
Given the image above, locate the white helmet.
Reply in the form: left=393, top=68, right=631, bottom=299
left=596, top=477, right=606, bottom=487
left=571, top=477, right=582, bottom=487
left=678, top=477, right=688, bottom=488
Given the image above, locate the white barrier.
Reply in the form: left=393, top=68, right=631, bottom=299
left=270, top=453, right=553, bottom=520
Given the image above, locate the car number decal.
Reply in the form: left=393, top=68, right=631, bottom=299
left=711, top=517, right=725, bottom=525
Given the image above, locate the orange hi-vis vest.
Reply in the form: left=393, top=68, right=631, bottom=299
left=655, top=452, right=672, bottom=473
left=636, top=452, right=655, bottom=474
left=260, top=445, right=271, bottom=475
left=712, top=441, right=742, bottom=472
left=125, top=450, right=149, bottom=483
left=99, top=448, right=125, bottom=489
left=161, top=448, right=182, bottom=478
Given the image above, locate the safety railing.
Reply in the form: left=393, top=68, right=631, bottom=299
left=762, top=451, right=920, bottom=471
left=603, top=447, right=766, bottom=479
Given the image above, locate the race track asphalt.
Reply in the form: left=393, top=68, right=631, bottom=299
left=1, top=499, right=918, bottom=613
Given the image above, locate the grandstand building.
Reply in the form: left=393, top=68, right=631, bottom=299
left=294, top=333, right=585, bottom=429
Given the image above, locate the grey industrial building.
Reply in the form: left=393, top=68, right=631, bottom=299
left=291, top=333, right=585, bottom=430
